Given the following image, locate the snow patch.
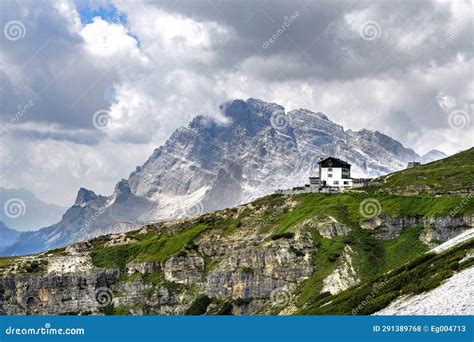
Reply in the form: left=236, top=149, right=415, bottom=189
left=375, top=266, right=474, bottom=315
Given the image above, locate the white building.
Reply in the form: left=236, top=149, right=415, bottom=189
left=274, top=156, right=359, bottom=195
left=318, top=157, right=352, bottom=188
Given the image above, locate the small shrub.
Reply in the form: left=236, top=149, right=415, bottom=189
left=216, top=301, right=233, bottom=315
left=185, top=295, right=212, bottom=315
left=271, top=232, right=295, bottom=240
left=241, top=267, right=254, bottom=274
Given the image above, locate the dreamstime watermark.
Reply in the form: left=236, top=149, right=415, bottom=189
left=359, top=198, right=382, bottom=219
left=441, top=193, right=474, bottom=225
left=0, top=100, right=34, bottom=136
left=4, top=323, right=85, bottom=336
left=94, top=287, right=114, bottom=307
left=371, top=100, right=392, bottom=118
left=270, top=286, right=292, bottom=308
left=3, top=20, right=26, bottom=41
left=359, top=20, right=381, bottom=41
left=92, top=109, right=111, bottom=130
left=257, top=204, right=288, bottom=228
left=175, top=202, right=204, bottom=218
left=3, top=198, right=26, bottom=219
left=262, top=11, right=300, bottom=49
left=448, top=109, right=470, bottom=130
left=440, top=15, right=472, bottom=49
left=84, top=206, right=110, bottom=228
left=352, top=279, right=389, bottom=315
left=270, top=110, right=292, bottom=130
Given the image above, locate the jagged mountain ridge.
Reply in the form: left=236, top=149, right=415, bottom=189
left=3, top=98, right=440, bottom=256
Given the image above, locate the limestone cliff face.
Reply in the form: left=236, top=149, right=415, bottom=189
left=360, top=215, right=473, bottom=245
left=321, top=245, right=359, bottom=295
left=0, top=198, right=316, bottom=315
left=0, top=196, right=471, bottom=316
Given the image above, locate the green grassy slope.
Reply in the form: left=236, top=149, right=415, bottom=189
left=82, top=191, right=472, bottom=314
left=297, top=238, right=474, bottom=315
left=87, top=192, right=472, bottom=272
left=371, top=147, right=474, bottom=195
left=1, top=149, right=472, bottom=315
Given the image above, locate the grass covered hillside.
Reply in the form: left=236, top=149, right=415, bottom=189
left=371, top=147, right=474, bottom=195
left=298, top=237, right=474, bottom=315
left=0, top=148, right=472, bottom=316
left=0, top=189, right=472, bottom=315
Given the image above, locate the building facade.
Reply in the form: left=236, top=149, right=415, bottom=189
left=407, top=161, right=421, bottom=169
left=318, top=157, right=352, bottom=188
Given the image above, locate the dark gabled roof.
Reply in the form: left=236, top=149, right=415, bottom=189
left=318, top=157, right=351, bottom=168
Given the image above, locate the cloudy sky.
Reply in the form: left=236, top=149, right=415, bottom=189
left=0, top=0, right=472, bottom=205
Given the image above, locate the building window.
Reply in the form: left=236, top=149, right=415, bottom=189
left=344, top=181, right=349, bottom=185
left=328, top=174, right=332, bottom=178
left=328, top=168, right=333, bottom=171
left=334, top=181, right=339, bottom=185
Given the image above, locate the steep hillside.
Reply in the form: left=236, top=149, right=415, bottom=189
left=0, top=191, right=472, bottom=315
left=372, top=148, right=474, bottom=195
left=298, top=230, right=473, bottom=315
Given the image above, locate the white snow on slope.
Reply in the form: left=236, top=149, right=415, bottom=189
left=375, top=266, right=474, bottom=315
left=374, top=229, right=474, bottom=315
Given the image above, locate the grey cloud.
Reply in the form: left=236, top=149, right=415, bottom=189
left=0, top=0, right=120, bottom=132
left=135, top=0, right=472, bottom=82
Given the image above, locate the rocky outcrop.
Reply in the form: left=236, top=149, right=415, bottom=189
left=321, top=245, right=359, bottom=295
left=361, top=215, right=473, bottom=244
left=126, top=261, right=161, bottom=275
left=313, top=215, right=351, bottom=238
left=0, top=195, right=471, bottom=316
left=0, top=210, right=316, bottom=315
left=164, top=256, right=204, bottom=285
left=0, top=269, right=120, bottom=315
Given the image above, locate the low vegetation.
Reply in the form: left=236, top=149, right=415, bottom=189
left=298, top=238, right=473, bottom=315
left=1, top=148, right=472, bottom=315
left=371, top=147, right=474, bottom=195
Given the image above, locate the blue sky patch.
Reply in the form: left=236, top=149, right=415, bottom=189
left=77, top=2, right=127, bottom=25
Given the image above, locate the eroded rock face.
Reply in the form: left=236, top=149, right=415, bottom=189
left=0, top=219, right=315, bottom=316
left=126, top=261, right=161, bottom=275
left=0, top=269, right=120, bottom=315
left=164, top=256, right=204, bottom=285
left=1, top=208, right=469, bottom=316
left=321, top=245, right=359, bottom=295
left=313, top=215, right=351, bottom=238
left=200, top=227, right=314, bottom=313
left=361, top=215, right=473, bottom=244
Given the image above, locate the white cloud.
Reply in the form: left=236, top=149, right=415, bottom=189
left=0, top=0, right=472, bottom=204
left=80, top=17, right=142, bottom=59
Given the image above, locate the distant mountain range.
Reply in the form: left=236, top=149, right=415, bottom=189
left=2, top=98, right=447, bottom=256
left=420, top=149, right=447, bottom=163
left=0, top=221, right=20, bottom=248
left=0, top=188, right=66, bottom=231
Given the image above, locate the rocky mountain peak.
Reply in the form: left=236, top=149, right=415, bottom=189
left=422, top=149, right=447, bottom=163
left=74, top=188, right=98, bottom=207
left=114, top=179, right=132, bottom=203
